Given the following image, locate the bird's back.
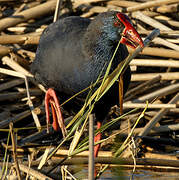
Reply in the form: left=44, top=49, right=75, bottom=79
left=31, top=16, right=92, bottom=94
left=31, top=14, right=130, bottom=105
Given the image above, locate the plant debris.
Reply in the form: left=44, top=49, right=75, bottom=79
left=0, top=0, right=179, bottom=179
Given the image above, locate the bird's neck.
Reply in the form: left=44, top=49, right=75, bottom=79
left=82, top=16, right=119, bottom=65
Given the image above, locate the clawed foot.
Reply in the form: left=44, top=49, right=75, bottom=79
left=45, top=88, right=67, bottom=137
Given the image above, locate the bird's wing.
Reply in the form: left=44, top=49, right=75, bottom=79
left=31, top=16, right=92, bottom=93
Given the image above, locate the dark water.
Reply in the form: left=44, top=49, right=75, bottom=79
left=73, top=167, right=179, bottom=180
left=101, top=169, right=179, bottom=180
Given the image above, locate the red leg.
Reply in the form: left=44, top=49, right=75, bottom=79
left=50, top=101, right=59, bottom=131
left=94, top=121, right=102, bottom=157
left=45, top=89, right=51, bottom=132
left=119, top=75, right=124, bottom=115
left=94, top=121, right=102, bottom=178
left=45, top=88, right=67, bottom=137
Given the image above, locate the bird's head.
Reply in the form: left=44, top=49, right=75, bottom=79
left=113, top=12, right=144, bottom=49
left=83, top=11, right=144, bottom=57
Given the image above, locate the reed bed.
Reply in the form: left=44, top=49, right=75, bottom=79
left=0, top=0, right=179, bottom=179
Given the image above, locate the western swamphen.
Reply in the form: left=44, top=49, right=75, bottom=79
left=31, top=11, right=143, bottom=157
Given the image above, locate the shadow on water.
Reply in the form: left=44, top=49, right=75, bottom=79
left=72, top=166, right=179, bottom=180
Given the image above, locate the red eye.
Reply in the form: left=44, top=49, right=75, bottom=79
left=114, top=21, right=119, bottom=27
left=114, top=20, right=122, bottom=27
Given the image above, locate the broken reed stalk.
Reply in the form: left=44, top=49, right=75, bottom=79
left=5, top=156, right=179, bottom=168
left=1, top=56, right=46, bottom=92
left=127, top=47, right=179, bottom=59
left=2, top=56, right=33, bottom=77
left=108, top=0, right=139, bottom=7
left=151, top=123, right=179, bottom=134
left=48, top=157, right=179, bottom=167
left=127, top=0, right=179, bottom=12
left=0, top=0, right=56, bottom=32
left=128, top=82, right=179, bottom=103
left=125, top=75, right=161, bottom=101
left=0, top=68, right=25, bottom=78
left=153, top=3, right=179, bottom=13
left=123, top=103, right=177, bottom=109
left=138, top=93, right=179, bottom=137
left=24, top=76, right=41, bottom=130
left=19, top=164, right=53, bottom=180
left=132, top=11, right=171, bottom=31
left=0, top=89, right=42, bottom=102
left=53, top=0, right=63, bottom=22
left=7, top=26, right=44, bottom=33
left=130, top=59, right=179, bottom=68
left=0, top=45, right=11, bottom=56
left=88, top=114, right=94, bottom=180
left=133, top=122, right=179, bottom=135
left=153, top=37, right=179, bottom=51
left=0, top=110, right=32, bottom=129
left=131, top=72, right=179, bottom=81
left=0, top=78, right=24, bottom=92
left=0, top=34, right=40, bottom=45
left=9, top=123, right=22, bottom=180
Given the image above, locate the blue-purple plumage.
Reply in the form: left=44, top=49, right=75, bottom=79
left=31, top=11, right=131, bottom=120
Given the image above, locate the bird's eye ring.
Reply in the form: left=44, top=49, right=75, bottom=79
left=113, top=15, right=123, bottom=28
left=114, top=20, right=122, bottom=27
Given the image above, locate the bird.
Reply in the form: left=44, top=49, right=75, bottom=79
left=31, top=11, right=143, bottom=157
